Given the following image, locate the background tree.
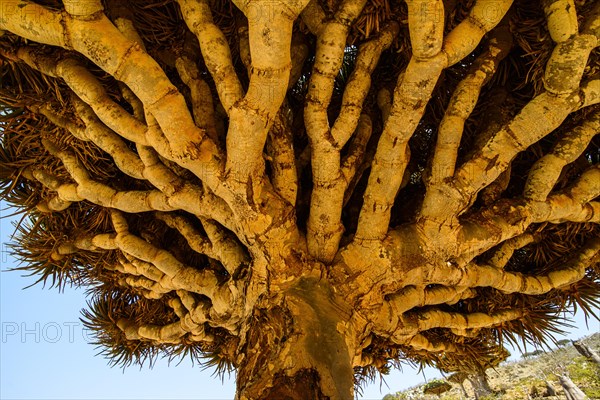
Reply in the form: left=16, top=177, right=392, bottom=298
left=1, top=0, right=599, bottom=399
left=573, top=339, right=600, bottom=366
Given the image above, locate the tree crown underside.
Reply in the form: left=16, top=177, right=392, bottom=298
left=0, top=0, right=599, bottom=398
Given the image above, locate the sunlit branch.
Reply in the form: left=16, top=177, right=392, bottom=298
left=428, top=9, right=600, bottom=227
left=355, top=0, right=511, bottom=242
left=176, top=0, right=242, bottom=114
left=110, top=211, right=237, bottom=317
left=486, top=233, right=536, bottom=269
left=39, top=100, right=146, bottom=180
left=156, top=213, right=247, bottom=275
left=401, top=309, right=524, bottom=336
left=407, top=334, right=460, bottom=353
left=266, top=106, right=298, bottom=206
left=41, top=139, right=174, bottom=212
left=427, top=26, right=512, bottom=187
left=136, top=144, right=236, bottom=230
left=1, top=1, right=224, bottom=188
left=175, top=57, right=220, bottom=145
left=223, top=0, right=310, bottom=186
left=411, top=238, right=600, bottom=295
left=13, top=48, right=148, bottom=145
left=303, top=0, right=380, bottom=261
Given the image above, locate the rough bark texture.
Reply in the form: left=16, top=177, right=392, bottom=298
left=573, top=340, right=600, bottom=366
left=1, top=0, right=600, bottom=399
left=468, top=373, right=494, bottom=400
left=559, top=374, right=588, bottom=400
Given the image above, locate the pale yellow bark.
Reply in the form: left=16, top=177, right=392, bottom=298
left=459, top=196, right=599, bottom=260
left=332, top=23, right=398, bottom=146
left=266, top=105, right=298, bottom=206
left=39, top=100, right=145, bottom=180
left=119, top=275, right=172, bottom=298
left=382, top=285, right=476, bottom=316
left=303, top=0, right=368, bottom=262
left=117, top=309, right=214, bottom=344
left=176, top=0, right=242, bottom=114
left=355, top=53, right=446, bottom=240
left=0, top=0, right=66, bottom=46
left=356, top=0, right=512, bottom=241
left=136, top=144, right=236, bottom=230
left=110, top=211, right=237, bottom=317
left=444, top=0, right=514, bottom=65
left=429, top=25, right=512, bottom=186
left=15, top=49, right=148, bottom=145
left=3, top=0, right=600, bottom=391
left=487, top=234, right=536, bottom=269
left=36, top=197, right=73, bottom=213
left=1, top=2, right=224, bottom=188
left=542, top=0, right=578, bottom=43
left=525, top=111, right=599, bottom=201
left=156, top=213, right=247, bottom=275
left=417, top=5, right=598, bottom=245
left=62, top=0, right=104, bottom=18
left=175, top=57, right=220, bottom=145
left=407, top=238, right=599, bottom=295
left=407, top=334, right=459, bottom=353
left=406, top=0, right=444, bottom=59
left=41, top=139, right=175, bottom=212
left=383, top=309, right=522, bottom=344
left=544, top=35, right=597, bottom=95
left=224, top=0, right=309, bottom=185
left=533, top=193, right=599, bottom=225
left=565, top=165, right=600, bottom=203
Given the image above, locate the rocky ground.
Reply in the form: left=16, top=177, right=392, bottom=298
left=383, top=333, right=600, bottom=400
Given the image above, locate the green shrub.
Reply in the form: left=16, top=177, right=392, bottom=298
left=568, top=357, right=600, bottom=399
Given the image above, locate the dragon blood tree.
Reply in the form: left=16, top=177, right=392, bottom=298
left=1, top=0, right=599, bottom=398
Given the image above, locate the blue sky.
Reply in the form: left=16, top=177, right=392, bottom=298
left=1, top=201, right=598, bottom=400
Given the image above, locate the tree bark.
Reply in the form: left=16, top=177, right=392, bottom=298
left=469, top=373, right=494, bottom=400
left=545, top=380, right=558, bottom=396
left=572, top=340, right=600, bottom=367
left=559, top=374, right=587, bottom=400
left=235, top=277, right=356, bottom=400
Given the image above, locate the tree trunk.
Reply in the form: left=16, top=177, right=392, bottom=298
left=468, top=373, right=494, bottom=400
left=235, top=277, right=356, bottom=400
left=544, top=380, right=557, bottom=396
left=572, top=340, right=600, bottom=367
left=558, top=374, right=587, bottom=400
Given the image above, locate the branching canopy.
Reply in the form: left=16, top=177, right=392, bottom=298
left=1, top=0, right=599, bottom=398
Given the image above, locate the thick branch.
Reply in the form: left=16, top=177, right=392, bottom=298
left=111, top=211, right=236, bottom=316
left=42, top=139, right=174, bottom=212
left=1, top=2, right=224, bottom=188
left=176, top=0, right=242, bottom=114
left=266, top=106, right=298, bottom=206
left=411, top=238, right=600, bottom=294
left=14, top=49, right=148, bottom=145
left=303, top=0, right=368, bottom=262
left=175, top=56, right=220, bottom=145
left=525, top=111, right=600, bottom=201
left=428, top=25, right=512, bottom=186
left=356, top=0, right=512, bottom=241
left=224, top=0, right=309, bottom=185
left=156, top=213, right=248, bottom=275
left=420, top=29, right=598, bottom=238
